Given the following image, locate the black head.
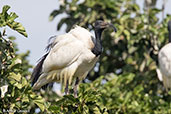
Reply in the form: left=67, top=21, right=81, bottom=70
left=94, top=20, right=117, bottom=32
left=168, top=20, right=171, bottom=32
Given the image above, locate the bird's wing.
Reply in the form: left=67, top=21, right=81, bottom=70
left=32, top=27, right=97, bottom=90
left=158, top=43, right=171, bottom=77
left=158, top=43, right=171, bottom=89
left=32, top=33, right=96, bottom=90
left=42, top=33, right=85, bottom=73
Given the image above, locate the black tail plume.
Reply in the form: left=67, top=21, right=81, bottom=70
left=31, top=53, right=48, bottom=87
left=168, top=20, right=171, bottom=42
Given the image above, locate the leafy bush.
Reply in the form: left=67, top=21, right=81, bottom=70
left=0, top=5, right=47, bottom=113
left=49, top=0, right=171, bottom=113
left=1, top=0, right=171, bottom=113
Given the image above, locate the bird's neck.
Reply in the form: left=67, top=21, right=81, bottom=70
left=95, top=29, right=103, bottom=41
left=91, top=29, right=103, bottom=56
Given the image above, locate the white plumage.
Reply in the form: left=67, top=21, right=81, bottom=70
left=157, top=21, right=171, bottom=91
left=31, top=20, right=117, bottom=97
left=33, top=26, right=97, bottom=89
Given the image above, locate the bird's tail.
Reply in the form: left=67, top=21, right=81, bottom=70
left=163, top=75, right=171, bottom=91
left=156, top=68, right=171, bottom=91
left=31, top=53, right=49, bottom=89
left=32, top=61, right=78, bottom=90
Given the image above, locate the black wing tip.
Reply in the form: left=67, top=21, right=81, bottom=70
left=41, top=83, right=54, bottom=90
left=168, top=20, right=171, bottom=25
left=168, top=20, right=171, bottom=30
left=31, top=53, right=49, bottom=87
left=31, top=35, right=57, bottom=89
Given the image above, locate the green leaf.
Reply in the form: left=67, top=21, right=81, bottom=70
left=120, top=14, right=130, bottom=23
left=49, top=105, right=60, bottom=112
left=123, top=92, right=132, bottom=105
left=21, top=77, right=27, bottom=87
left=49, top=10, right=61, bottom=21
left=57, top=18, right=67, bottom=30
left=0, top=5, right=28, bottom=37
left=30, top=94, right=36, bottom=98
left=8, top=12, right=18, bottom=22
left=7, top=22, right=28, bottom=37
left=33, top=97, right=45, bottom=111
left=131, top=4, right=140, bottom=11
left=2, top=5, right=10, bottom=14
left=123, top=29, right=130, bottom=40
left=22, top=95, right=29, bottom=102
left=63, top=95, right=79, bottom=103
left=14, top=82, right=22, bottom=89
left=9, top=72, right=21, bottom=82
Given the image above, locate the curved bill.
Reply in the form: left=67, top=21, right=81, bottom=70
left=109, top=23, right=117, bottom=32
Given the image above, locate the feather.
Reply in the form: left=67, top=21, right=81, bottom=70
left=31, top=21, right=117, bottom=97
left=158, top=43, right=171, bottom=89
left=162, top=75, right=171, bottom=91
left=32, top=28, right=97, bottom=90
left=45, top=35, right=57, bottom=52
left=32, top=62, right=78, bottom=90
left=31, top=53, right=48, bottom=86
left=31, top=24, right=108, bottom=90
left=157, top=21, right=171, bottom=91
left=69, top=26, right=95, bottom=49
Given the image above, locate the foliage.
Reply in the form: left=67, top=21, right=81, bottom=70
left=49, top=84, right=102, bottom=114
left=1, top=0, right=171, bottom=113
left=49, top=0, right=171, bottom=113
left=0, top=5, right=47, bottom=113
left=0, top=5, right=28, bottom=37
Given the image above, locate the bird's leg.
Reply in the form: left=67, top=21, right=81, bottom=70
left=65, top=80, right=69, bottom=95
left=74, top=77, right=79, bottom=98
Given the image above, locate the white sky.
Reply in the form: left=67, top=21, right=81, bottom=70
left=0, top=0, right=171, bottom=65
left=0, top=0, right=66, bottom=65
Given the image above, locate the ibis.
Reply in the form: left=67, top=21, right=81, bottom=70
left=31, top=20, right=117, bottom=97
left=157, top=20, right=171, bottom=91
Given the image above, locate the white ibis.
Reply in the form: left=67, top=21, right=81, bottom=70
left=31, top=20, right=117, bottom=97
left=157, top=20, right=171, bottom=91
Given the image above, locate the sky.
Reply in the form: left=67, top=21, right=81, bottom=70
left=0, top=0, right=66, bottom=65
left=0, top=0, right=171, bottom=66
